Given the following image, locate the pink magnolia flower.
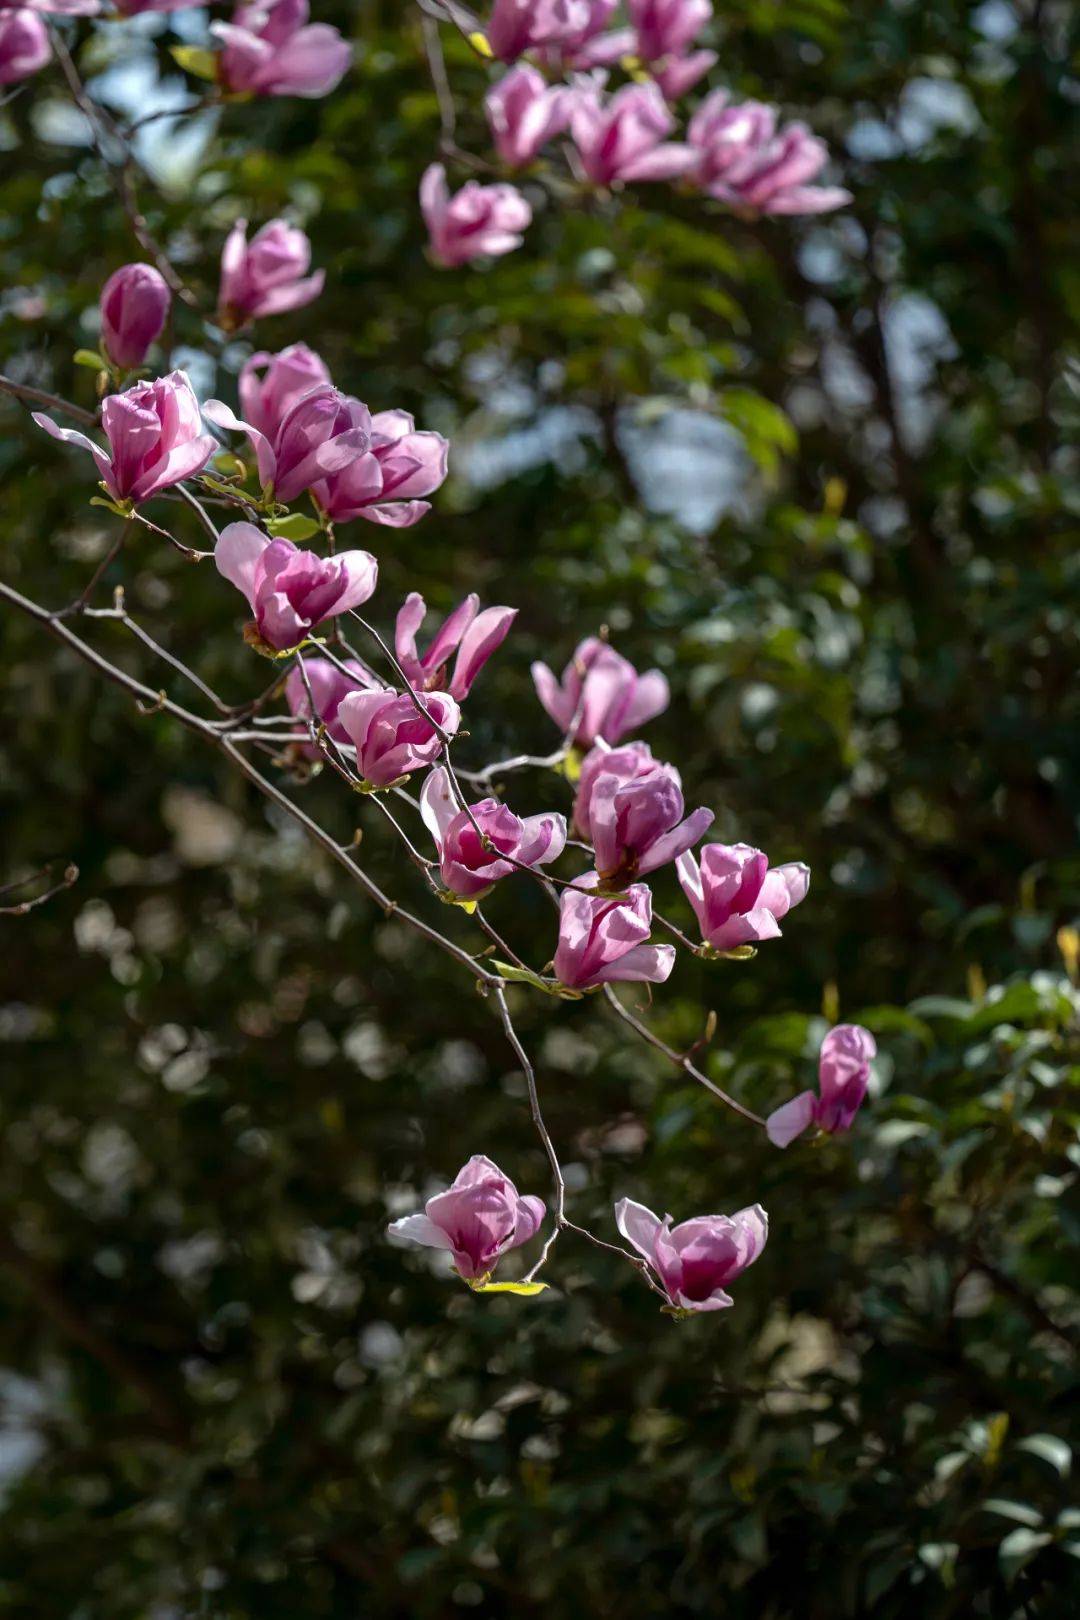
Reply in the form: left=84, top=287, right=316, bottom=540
left=420, top=765, right=567, bottom=901
left=311, top=408, right=449, bottom=528
left=211, top=0, right=351, bottom=100
left=336, top=688, right=461, bottom=789
left=388, top=1154, right=544, bottom=1282
left=420, top=163, right=532, bottom=268
left=629, top=0, right=711, bottom=63
left=485, top=65, right=573, bottom=169
left=766, top=1024, right=876, bottom=1149
left=485, top=0, right=589, bottom=63
left=203, top=385, right=371, bottom=505
left=688, top=92, right=852, bottom=215
left=615, top=1197, right=768, bottom=1312
left=569, top=81, right=696, bottom=185
left=237, top=343, right=331, bottom=440
left=33, top=371, right=216, bottom=506
left=396, top=592, right=516, bottom=702
left=99, top=263, right=171, bottom=371
left=539, top=0, right=633, bottom=70
left=676, top=841, right=809, bottom=951
left=284, top=655, right=383, bottom=757
left=573, top=740, right=712, bottom=886
left=553, top=876, right=675, bottom=990
left=214, top=522, right=377, bottom=652
left=217, top=219, right=324, bottom=330
left=531, top=636, right=669, bottom=748
left=0, top=10, right=50, bottom=87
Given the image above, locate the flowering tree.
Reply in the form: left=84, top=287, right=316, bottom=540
left=0, top=2, right=1075, bottom=1614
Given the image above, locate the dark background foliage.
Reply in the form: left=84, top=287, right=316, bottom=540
left=0, top=2, right=1077, bottom=1615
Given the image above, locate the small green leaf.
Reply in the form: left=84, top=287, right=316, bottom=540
left=471, top=1280, right=549, bottom=1296
left=982, top=1499, right=1044, bottom=1528
left=998, top=1527, right=1052, bottom=1582
left=1017, top=1435, right=1071, bottom=1478
left=266, top=513, right=322, bottom=543
left=170, top=45, right=218, bottom=82
left=73, top=348, right=105, bottom=370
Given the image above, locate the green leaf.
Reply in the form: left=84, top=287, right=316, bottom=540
left=170, top=45, right=218, bottom=82
left=73, top=349, right=105, bottom=370
left=470, top=1281, right=549, bottom=1296
left=998, top=1527, right=1052, bottom=1582
left=982, top=1499, right=1044, bottom=1527
left=265, top=513, right=322, bottom=543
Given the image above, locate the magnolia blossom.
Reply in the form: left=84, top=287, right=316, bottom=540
left=284, top=655, right=382, bottom=757
left=420, top=765, right=566, bottom=901
left=676, top=841, right=809, bottom=952
left=766, top=1024, right=877, bottom=1149
left=237, top=343, right=331, bottom=440
left=212, top=0, right=351, bottom=100
left=99, top=264, right=171, bottom=371
left=388, top=1154, right=544, bottom=1282
left=485, top=0, right=589, bottom=62
left=33, top=371, right=215, bottom=506
left=630, top=0, right=711, bottom=58
left=420, top=164, right=532, bottom=268
left=13, top=0, right=99, bottom=13
left=538, top=0, right=632, bottom=70
left=311, top=408, right=449, bottom=528
left=615, top=1198, right=768, bottom=1312
left=531, top=636, right=669, bottom=748
left=553, top=876, right=674, bottom=990
left=573, top=741, right=713, bottom=885
left=570, top=82, right=696, bottom=185
left=203, top=385, right=370, bottom=505
left=485, top=65, right=573, bottom=169
left=396, top=592, right=516, bottom=702
left=214, top=523, right=377, bottom=652
left=336, top=688, right=461, bottom=789
left=688, top=92, right=852, bottom=215
left=0, top=10, right=50, bottom=87
left=217, top=219, right=324, bottom=329
left=628, top=0, right=717, bottom=100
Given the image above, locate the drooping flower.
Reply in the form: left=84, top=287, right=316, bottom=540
left=615, top=1197, right=768, bottom=1312
left=0, top=10, right=50, bottom=88
left=211, top=0, right=352, bottom=100
left=203, top=385, right=371, bottom=505
left=420, top=765, right=566, bottom=901
left=485, top=0, right=589, bottom=63
left=766, top=1024, right=876, bottom=1149
left=284, top=655, right=383, bottom=757
left=237, top=343, right=331, bottom=440
left=396, top=592, right=516, bottom=702
left=311, top=409, right=449, bottom=528
left=33, top=371, right=216, bottom=506
left=99, top=264, right=171, bottom=371
left=484, top=65, right=573, bottom=169
left=214, top=522, right=377, bottom=652
left=553, top=875, right=675, bottom=990
left=336, top=688, right=461, bottom=789
left=388, top=1154, right=545, bottom=1282
left=574, top=740, right=713, bottom=886
left=217, top=218, right=324, bottom=330
left=420, top=163, right=532, bottom=268
left=676, top=842, right=809, bottom=952
left=687, top=92, right=852, bottom=215
left=569, top=81, right=697, bottom=185
left=531, top=636, right=669, bottom=748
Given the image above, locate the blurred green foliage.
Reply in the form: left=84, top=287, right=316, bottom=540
left=0, top=2, right=1077, bottom=1615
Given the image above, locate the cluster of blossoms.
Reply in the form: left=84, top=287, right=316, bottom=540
left=420, top=0, right=851, bottom=267
left=13, top=0, right=876, bottom=1315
